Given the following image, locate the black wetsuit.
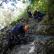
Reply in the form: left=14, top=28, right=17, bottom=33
left=9, top=24, right=25, bottom=45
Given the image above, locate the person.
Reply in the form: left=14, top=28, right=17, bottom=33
left=33, top=10, right=46, bottom=22
left=9, top=22, right=29, bottom=45
left=3, top=22, right=29, bottom=54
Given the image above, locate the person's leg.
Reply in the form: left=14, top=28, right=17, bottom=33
left=7, top=32, right=15, bottom=50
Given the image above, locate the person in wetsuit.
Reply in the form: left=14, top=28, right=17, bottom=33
left=9, top=23, right=29, bottom=45
left=3, top=23, right=29, bottom=54
left=11, top=23, right=29, bottom=43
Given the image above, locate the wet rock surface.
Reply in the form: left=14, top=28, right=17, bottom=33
left=0, top=33, right=54, bottom=54
left=8, top=35, right=54, bottom=54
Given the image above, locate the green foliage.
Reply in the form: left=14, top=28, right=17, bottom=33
left=10, top=21, right=17, bottom=26
left=21, top=10, right=29, bottom=18
left=30, top=0, right=48, bottom=13
left=48, top=0, right=54, bottom=19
